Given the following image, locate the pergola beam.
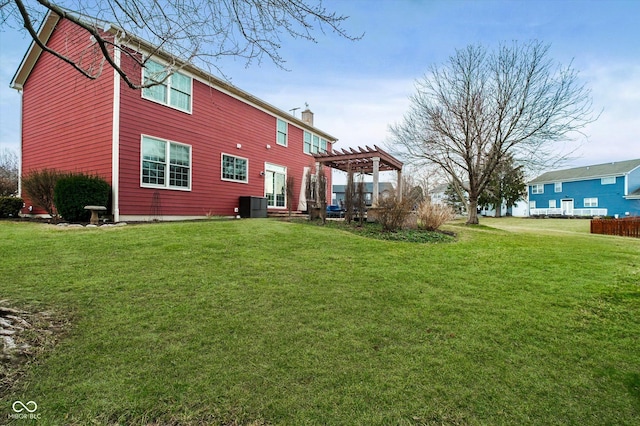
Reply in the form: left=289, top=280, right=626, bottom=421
left=313, top=144, right=403, bottom=174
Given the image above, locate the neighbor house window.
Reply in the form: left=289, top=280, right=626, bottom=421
left=141, top=136, right=191, bottom=190
left=554, top=182, right=562, bottom=192
left=584, top=197, right=598, bottom=207
left=276, top=119, right=288, bottom=146
left=601, top=176, right=616, bottom=185
left=531, top=184, right=544, bottom=194
left=549, top=200, right=556, bottom=208
left=222, top=154, right=248, bottom=183
left=142, top=60, right=192, bottom=112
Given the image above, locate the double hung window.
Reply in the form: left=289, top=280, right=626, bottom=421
left=141, top=136, right=191, bottom=190
left=584, top=198, right=598, bottom=207
left=142, top=60, right=192, bottom=112
left=222, top=154, right=248, bottom=183
left=303, top=131, right=328, bottom=154
left=277, top=119, right=288, bottom=146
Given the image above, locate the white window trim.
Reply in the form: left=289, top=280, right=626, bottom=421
left=531, top=184, right=544, bottom=194
left=554, top=182, right=562, bottom=192
left=549, top=200, right=556, bottom=208
left=303, top=131, right=330, bottom=155
left=140, top=135, right=192, bottom=191
left=141, top=59, right=193, bottom=114
left=276, top=118, right=288, bottom=147
left=601, top=176, right=616, bottom=185
left=221, top=153, right=249, bottom=184
left=584, top=197, right=598, bottom=207
left=264, top=162, right=287, bottom=209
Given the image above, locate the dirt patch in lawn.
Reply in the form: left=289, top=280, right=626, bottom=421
left=0, top=300, right=69, bottom=394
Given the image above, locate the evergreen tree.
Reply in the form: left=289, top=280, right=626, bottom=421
left=479, top=155, right=527, bottom=217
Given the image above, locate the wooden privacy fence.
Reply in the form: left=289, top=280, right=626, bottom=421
left=591, top=217, right=640, bottom=238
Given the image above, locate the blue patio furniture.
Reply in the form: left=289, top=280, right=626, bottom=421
left=326, top=204, right=344, bottom=218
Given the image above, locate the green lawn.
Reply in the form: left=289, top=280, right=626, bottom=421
left=1, top=219, right=639, bottom=425
left=478, top=216, right=592, bottom=234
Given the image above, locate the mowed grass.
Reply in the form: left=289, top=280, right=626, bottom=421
left=478, top=216, right=592, bottom=234
left=1, top=218, right=639, bottom=425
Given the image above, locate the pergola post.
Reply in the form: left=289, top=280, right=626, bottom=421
left=315, top=161, right=321, bottom=207
left=372, top=157, right=380, bottom=207
left=397, top=168, right=403, bottom=201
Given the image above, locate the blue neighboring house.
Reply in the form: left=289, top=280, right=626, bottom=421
left=528, top=159, right=640, bottom=218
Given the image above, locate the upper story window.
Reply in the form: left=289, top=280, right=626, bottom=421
left=141, top=136, right=191, bottom=190
left=142, top=60, right=192, bottom=113
left=221, top=154, right=248, bottom=183
left=601, top=176, right=616, bottom=185
left=554, top=182, right=562, bottom=192
left=303, top=131, right=329, bottom=154
left=276, top=119, right=288, bottom=146
left=531, top=184, right=544, bottom=194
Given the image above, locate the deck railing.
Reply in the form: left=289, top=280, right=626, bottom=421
left=530, top=208, right=608, bottom=217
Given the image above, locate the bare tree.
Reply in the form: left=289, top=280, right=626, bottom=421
left=0, top=148, right=19, bottom=196
left=344, top=165, right=354, bottom=224
left=316, top=164, right=327, bottom=224
left=2, top=0, right=360, bottom=89
left=390, top=41, right=595, bottom=224
left=286, top=175, right=295, bottom=218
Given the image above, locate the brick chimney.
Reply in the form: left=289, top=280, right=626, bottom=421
left=301, top=108, right=314, bottom=126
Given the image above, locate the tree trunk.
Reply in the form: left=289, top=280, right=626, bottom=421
left=495, top=203, right=502, bottom=218
left=467, top=198, right=479, bottom=224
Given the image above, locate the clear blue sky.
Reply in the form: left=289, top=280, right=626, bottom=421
left=1, top=0, right=638, bottom=176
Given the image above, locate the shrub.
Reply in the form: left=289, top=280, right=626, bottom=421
left=54, top=174, right=110, bottom=222
left=0, top=196, right=23, bottom=218
left=375, top=194, right=414, bottom=232
left=417, top=200, right=455, bottom=231
left=21, top=169, right=70, bottom=220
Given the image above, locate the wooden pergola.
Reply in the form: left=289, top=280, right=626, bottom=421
left=313, top=145, right=404, bottom=206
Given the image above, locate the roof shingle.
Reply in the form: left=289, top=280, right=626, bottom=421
left=529, top=159, right=640, bottom=184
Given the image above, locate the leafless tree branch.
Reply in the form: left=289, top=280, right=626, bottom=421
left=3, top=0, right=361, bottom=87
left=390, top=41, right=596, bottom=224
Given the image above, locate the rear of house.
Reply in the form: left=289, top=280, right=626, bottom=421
left=528, top=159, right=640, bottom=218
left=12, top=13, right=336, bottom=222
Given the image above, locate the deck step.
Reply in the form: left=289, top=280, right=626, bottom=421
left=267, top=211, right=308, bottom=219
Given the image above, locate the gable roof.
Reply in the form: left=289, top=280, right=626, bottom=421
left=529, top=159, right=640, bottom=184
left=10, top=11, right=337, bottom=142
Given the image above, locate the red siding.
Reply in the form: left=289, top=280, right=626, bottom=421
left=21, top=20, right=114, bottom=214
left=19, top=21, right=334, bottom=219
left=118, top=56, right=332, bottom=218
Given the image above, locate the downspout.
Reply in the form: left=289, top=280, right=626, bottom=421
left=17, top=89, right=23, bottom=199
left=111, top=32, right=122, bottom=222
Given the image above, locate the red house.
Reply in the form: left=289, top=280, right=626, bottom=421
left=11, top=12, right=335, bottom=222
